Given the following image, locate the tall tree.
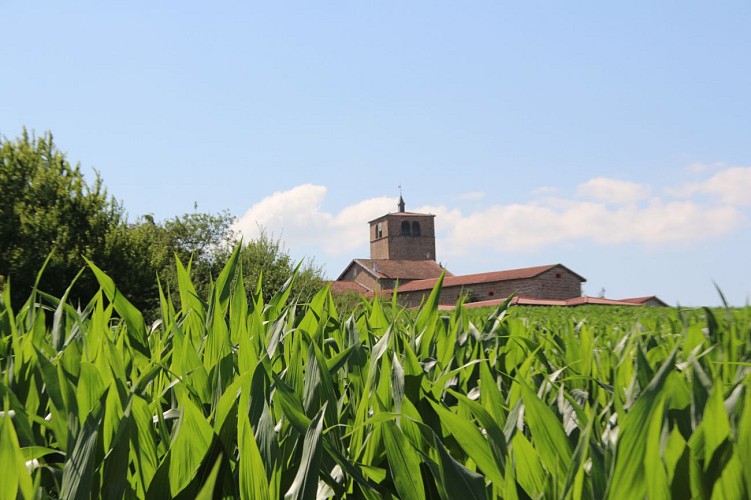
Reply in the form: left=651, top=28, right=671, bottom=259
left=1, top=129, right=327, bottom=316
left=0, top=129, right=124, bottom=308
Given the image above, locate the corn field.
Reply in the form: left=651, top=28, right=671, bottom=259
left=1, top=247, right=750, bottom=499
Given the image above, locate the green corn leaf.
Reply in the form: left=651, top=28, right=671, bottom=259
left=213, top=243, right=241, bottom=314
left=0, top=412, right=33, bottom=500
left=272, top=373, right=311, bottom=434
left=479, top=360, right=507, bottom=434
left=101, top=395, right=132, bottom=500
left=284, top=403, right=327, bottom=500
left=175, top=255, right=206, bottom=345
left=129, top=395, right=159, bottom=497
left=86, top=258, right=149, bottom=357
left=230, top=257, right=249, bottom=346
left=76, top=362, right=107, bottom=427
left=511, top=432, right=547, bottom=499
left=709, top=450, right=746, bottom=500
left=447, top=389, right=507, bottom=476
left=238, top=413, right=271, bottom=500
left=519, top=379, right=572, bottom=488
left=701, top=380, right=731, bottom=466
left=737, top=377, right=751, bottom=496
left=168, top=395, right=215, bottom=497
left=381, top=419, right=425, bottom=500
left=194, top=454, right=224, bottom=500
left=429, top=399, right=504, bottom=487
left=51, top=267, right=85, bottom=352
left=61, top=390, right=107, bottom=500
left=415, top=272, right=445, bottom=357
left=503, top=453, right=520, bottom=500
left=265, top=263, right=298, bottom=319
left=607, top=349, right=676, bottom=499
left=434, top=433, right=487, bottom=500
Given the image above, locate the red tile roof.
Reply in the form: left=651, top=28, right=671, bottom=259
left=328, top=281, right=375, bottom=298
left=564, top=296, right=641, bottom=306
left=396, top=264, right=586, bottom=292
left=618, top=296, right=669, bottom=306
left=368, top=212, right=435, bottom=223
left=337, top=259, right=450, bottom=281
left=437, top=295, right=657, bottom=310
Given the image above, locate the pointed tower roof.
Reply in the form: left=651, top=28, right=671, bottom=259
left=398, top=195, right=405, bottom=213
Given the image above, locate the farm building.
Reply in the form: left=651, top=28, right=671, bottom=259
left=334, top=197, right=665, bottom=308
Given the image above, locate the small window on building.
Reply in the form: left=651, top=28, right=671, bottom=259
left=555, top=272, right=562, bottom=278
left=376, top=223, right=383, bottom=239
left=488, top=291, right=495, bottom=297
left=412, top=221, right=421, bottom=236
left=401, top=221, right=411, bottom=236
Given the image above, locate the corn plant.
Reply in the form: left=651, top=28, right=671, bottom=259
left=1, top=249, right=750, bottom=499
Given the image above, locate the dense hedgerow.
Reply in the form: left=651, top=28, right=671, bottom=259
left=1, top=247, right=750, bottom=499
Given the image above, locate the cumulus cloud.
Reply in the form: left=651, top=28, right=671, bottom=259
left=451, top=191, right=486, bottom=202
left=672, top=166, right=751, bottom=207
left=437, top=199, right=743, bottom=256
left=233, top=184, right=393, bottom=255
left=233, top=167, right=750, bottom=264
left=576, top=177, right=651, bottom=204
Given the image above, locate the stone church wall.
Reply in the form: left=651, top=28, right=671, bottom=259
left=395, top=267, right=582, bottom=307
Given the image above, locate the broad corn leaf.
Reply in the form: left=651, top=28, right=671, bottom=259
left=86, top=259, right=149, bottom=356
left=195, top=454, right=224, bottom=500
left=0, top=413, right=33, bottom=500
left=738, top=378, right=751, bottom=495
left=434, top=434, right=487, bottom=500
left=381, top=419, right=425, bottom=500
left=168, top=395, right=215, bottom=497
left=284, top=404, right=326, bottom=500
left=511, top=432, right=547, bottom=498
left=608, top=350, right=676, bottom=499
left=61, top=392, right=107, bottom=500
left=519, top=379, right=572, bottom=484
left=129, top=395, right=159, bottom=496
left=430, top=399, right=504, bottom=487
left=239, top=413, right=271, bottom=500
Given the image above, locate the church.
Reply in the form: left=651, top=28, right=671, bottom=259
left=332, top=197, right=666, bottom=308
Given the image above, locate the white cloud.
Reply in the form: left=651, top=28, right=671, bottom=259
left=437, top=196, right=744, bottom=255
left=531, top=186, right=559, bottom=197
left=451, top=191, right=486, bottom=202
left=673, top=166, right=751, bottom=207
left=233, top=184, right=393, bottom=256
left=233, top=168, right=749, bottom=267
left=576, top=177, right=651, bottom=204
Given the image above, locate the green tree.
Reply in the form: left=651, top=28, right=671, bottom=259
left=0, top=128, right=327, bottom=316
left=117, top=211, right=238, bottom=316
left=232, top=231, right=325, bottom=305
left=116, top=215, right=326, bottom=318
left=0, top=129, right=124, bottom=308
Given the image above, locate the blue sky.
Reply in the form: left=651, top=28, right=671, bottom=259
left=2, top=1, right=750, bottom=306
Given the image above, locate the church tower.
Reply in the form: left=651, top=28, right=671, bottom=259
left=369, top=196, right=436, bottom=261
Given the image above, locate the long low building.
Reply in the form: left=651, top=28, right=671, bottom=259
left=334, top=197, right=666, bottom=308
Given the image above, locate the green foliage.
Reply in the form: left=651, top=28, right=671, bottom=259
left=0, top=129, right=124, bottom=308
left=1, top=254, right=750, bottom=498
left=112, top=210, right=238, bottom=315
left=233, top=230, right=325, bottom=306
left=113, top=216, right=324, bottom=318
left=0, top=127, right=324, bottom=318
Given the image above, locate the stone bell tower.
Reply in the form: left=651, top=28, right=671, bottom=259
left=368, top=196, right=436, bottom=261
